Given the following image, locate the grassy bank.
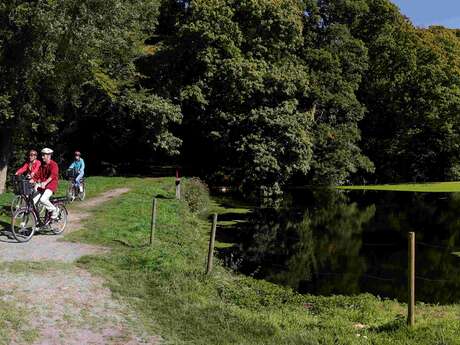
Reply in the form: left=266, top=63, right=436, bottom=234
left=58, top=177, right=460, bottom=344
left=338, top=181, right=460, bottom=192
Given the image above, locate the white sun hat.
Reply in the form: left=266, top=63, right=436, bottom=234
left=41, top=148, right=54, bottom=154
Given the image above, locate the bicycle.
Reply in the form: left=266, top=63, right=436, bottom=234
left=10, top=179, right=68, bottom=243
left=67, top=168, right=86, bottom=202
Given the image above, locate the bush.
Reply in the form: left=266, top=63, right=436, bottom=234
left=183, top=177, right=210, bottom=214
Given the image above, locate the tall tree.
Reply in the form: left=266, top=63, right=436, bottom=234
left=140, top=0, right=373, bottom=196
left=302, top=0, right=373, bottom=184
left=0, top=0, right=63, bottom=192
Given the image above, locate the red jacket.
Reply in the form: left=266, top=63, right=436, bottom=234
left=16, top=160, right=41, bottom=177
left=36, top=160, right=59, bottom=192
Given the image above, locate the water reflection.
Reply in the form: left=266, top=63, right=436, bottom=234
left=217, top=189, right=460, bottom=304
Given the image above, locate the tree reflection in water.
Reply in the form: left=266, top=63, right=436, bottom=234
left=218, top=189, right=460, bottom=304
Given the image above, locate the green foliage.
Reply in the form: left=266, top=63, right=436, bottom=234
left=119, top=90, right=182, bottom=155
left=354, top=1, right=460, bottom=183
left=0, top=0, right=180, bottom=189
left=6, top=0, right=460, bottom=193
left=140, top=0, right=374, bottom=195
left=216, top=276, right=304, bottom=310
left=183, top=177, right=210, bottom=214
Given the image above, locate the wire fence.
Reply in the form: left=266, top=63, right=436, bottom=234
left=225, top=239, right=460, bottom=286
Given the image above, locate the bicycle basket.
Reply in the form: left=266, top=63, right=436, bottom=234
left=67, top=169, right=79, bottom=178
left=17, top=180, right=34, bottom=196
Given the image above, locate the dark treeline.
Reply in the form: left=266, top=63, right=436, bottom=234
left=2, top=0, right=460, bottom=196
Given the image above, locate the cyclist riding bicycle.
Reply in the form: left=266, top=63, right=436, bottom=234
left=31, top=148, right=59, bottom=219
left=68, top=151, right=85, bottom=192
left=15, top=150, right=41, bottom=179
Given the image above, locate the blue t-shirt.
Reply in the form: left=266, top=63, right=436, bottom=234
left=69, top=158, right=85, bottom=173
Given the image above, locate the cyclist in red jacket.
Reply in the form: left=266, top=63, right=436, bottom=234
left=15, top=150, right=41, bottom=178
left=31, top=148, right=59, bottom=219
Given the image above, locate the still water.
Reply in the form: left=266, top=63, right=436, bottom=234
left=216, top=189, right=460, bottom=304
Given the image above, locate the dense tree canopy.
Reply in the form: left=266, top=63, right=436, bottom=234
left=139, top=0, right=374, bottom=195
left=3, top=0, right=460, bottom=196
left=355, top=2, right=460, bottom=183
left=0, top=0, right=180, bottom=191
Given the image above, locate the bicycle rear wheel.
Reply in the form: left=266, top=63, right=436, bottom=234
left=11, top=208, right=37, bottom=243
left=51, top=204, right=68, bottom=235
left=11, top=195, right=26, bottom=214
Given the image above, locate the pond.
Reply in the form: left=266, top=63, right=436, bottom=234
left=215, top=189, right=460, bottom=304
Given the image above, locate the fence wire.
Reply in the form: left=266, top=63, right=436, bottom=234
left=315, top=272, right=459, bottom=284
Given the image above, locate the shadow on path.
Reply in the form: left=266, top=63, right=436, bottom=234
left=0, top=219, right=16, bottom=243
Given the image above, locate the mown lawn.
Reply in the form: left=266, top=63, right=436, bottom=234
left=338, top=181, right=460, bottom=192
left=58, top=177, right=460, bottom=345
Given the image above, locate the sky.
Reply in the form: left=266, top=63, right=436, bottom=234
left=391, top=0, right=460, bottom=28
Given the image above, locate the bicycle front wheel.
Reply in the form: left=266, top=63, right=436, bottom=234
left=11, top=195, right=26, bottom=214
left=11, top=209, right=37, bottom=243
left=67, top=182, right=76, bottom=202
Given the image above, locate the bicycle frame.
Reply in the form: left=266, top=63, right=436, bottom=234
left=23, top=192, right=53, bottom=228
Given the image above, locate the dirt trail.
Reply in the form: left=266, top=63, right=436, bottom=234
left=0, top=188, right=160, bottom=345
left=0, top=188, right=130, bottom=262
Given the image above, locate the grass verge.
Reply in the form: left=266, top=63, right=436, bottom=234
left=61, top=177, right=460, bottom=345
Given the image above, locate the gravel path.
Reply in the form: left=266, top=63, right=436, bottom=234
left=0, top=268, right=159, bottom=345
left=0, top=188, right=130, bottom=262
left=0, top=188, right=161, bottom=345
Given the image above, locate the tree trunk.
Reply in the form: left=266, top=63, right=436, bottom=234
left=0, top=127, right=12, bottom=194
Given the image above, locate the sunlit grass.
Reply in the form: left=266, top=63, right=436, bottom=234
left=338, top=181, right=460, bottom=192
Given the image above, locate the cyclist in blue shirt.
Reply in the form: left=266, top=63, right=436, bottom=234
left=69, top=151, right=85, bottom=192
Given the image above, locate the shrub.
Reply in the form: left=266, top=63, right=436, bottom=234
left=183, top=177, right=210, bottom=214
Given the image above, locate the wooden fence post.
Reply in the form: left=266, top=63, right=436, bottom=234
left=407, top=232, right=415, bottom=327
left=175, top=168, right=181, bottom=200
left=206, top=214, right=218, bottom=275
left=150, top=198, right=157, bottom=246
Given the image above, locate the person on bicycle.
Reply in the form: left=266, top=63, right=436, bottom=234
left=68, top=151, right=85, bottom=192
left=31, top=148, right=59, bottom=219
left=15, top=150, right=41, bottom=178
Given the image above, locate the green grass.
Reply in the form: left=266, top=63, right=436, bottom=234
left=0, top=261, right=73, bottom=273
left=58, top=177, right=460, bottom=345
left=0, top=297, right=39, bottom=345
left=338, top=181, right=460, bottom=192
